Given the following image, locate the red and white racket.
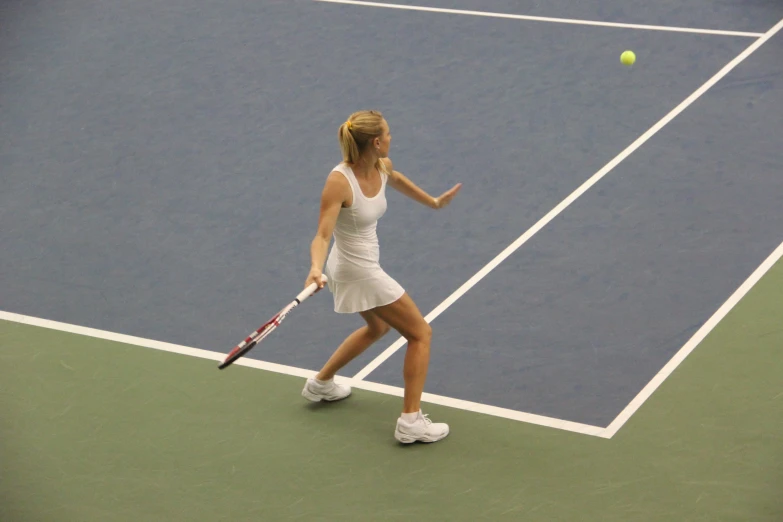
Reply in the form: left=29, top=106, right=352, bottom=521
left=218, top=274, right=327, bottom=370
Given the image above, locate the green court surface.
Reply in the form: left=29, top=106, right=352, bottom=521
left=2, top=263, right=782, bottom=521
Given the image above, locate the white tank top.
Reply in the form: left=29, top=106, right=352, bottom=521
left=326, top=162, right=389, bottom=281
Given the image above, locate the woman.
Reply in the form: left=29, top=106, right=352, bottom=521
left=301, top=110, right=461, bottom=444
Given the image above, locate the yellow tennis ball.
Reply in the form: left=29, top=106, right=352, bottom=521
left=621, top=50, right=636, bottom=66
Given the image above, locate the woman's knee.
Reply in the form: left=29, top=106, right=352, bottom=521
left=370, top=294, right=431, bottom=344
left=370, top=321, right=391, bottom=339
left=362, top=312, right=392, bottom=339
left=407, top=320, right=432, bottom=344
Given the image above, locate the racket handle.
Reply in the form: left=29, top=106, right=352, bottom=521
left=296, top=274, right=328, bottom=303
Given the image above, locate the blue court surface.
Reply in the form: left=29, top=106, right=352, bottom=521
left=2, top=0, right=782, bottom=432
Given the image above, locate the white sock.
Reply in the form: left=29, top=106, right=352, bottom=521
left=314, top=377, right=332, bottom=386
left=401, top=411, right=420, bottom=423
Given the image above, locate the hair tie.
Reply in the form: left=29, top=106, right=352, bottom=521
left=345, top=121, right=352, bottom=129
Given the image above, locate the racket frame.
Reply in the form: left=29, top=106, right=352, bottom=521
left=218, top=275, right=327, bottom=370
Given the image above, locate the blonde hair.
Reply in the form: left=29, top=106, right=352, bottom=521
left=338, top=110, right=387, bottom=172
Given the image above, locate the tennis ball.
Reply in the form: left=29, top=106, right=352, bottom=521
left=621, top=50, right=636, bottom=66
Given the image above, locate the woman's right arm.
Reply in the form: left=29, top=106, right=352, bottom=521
left=306, top=171, right=349, bottom=289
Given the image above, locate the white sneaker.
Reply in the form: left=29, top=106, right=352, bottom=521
left=394, top=411, right=449, bottom=444
left=301, top=377, right=352, bottom=402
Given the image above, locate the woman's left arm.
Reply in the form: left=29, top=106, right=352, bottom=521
left=383, top=158, right=462, bottom=210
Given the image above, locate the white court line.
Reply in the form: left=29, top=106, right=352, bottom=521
left=353, top=20, right=783, bottom=387
left=345, top=379, right=607, bottom=437
left=602, top=239, right=783, bottom=438
left=0, top=310, right=605, bottom=437
left=314, top=0, right=765, bottom=38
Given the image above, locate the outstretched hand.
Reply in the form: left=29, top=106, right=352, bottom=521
left=433, top=183, right=462, bottom=209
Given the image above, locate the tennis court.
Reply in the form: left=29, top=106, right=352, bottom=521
left=2, top=0, right=782, bottom=520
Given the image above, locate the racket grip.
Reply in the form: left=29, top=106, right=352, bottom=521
left=297, top=274, right=328, bottom=302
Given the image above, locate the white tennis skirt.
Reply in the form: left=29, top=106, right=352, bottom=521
left=325, top=267, right=405, bottom=314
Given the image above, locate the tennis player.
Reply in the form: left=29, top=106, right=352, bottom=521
left=302, top=110, right=461, bottom=444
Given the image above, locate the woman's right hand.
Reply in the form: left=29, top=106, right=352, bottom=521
left=305, top=268, right=326, bottom=292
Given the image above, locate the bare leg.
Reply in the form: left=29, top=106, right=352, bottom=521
left=316, top=311, right=390, bottom=381
left=370, top=293, right=432, bottom=413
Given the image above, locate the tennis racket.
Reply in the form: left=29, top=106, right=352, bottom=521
left=218, top=274, right=328, bottom=370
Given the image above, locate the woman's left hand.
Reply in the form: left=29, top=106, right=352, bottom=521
left=433, top=183, right=462, bottom=209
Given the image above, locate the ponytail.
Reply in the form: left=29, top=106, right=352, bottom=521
left=337, top=110, right=385, bottom=168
